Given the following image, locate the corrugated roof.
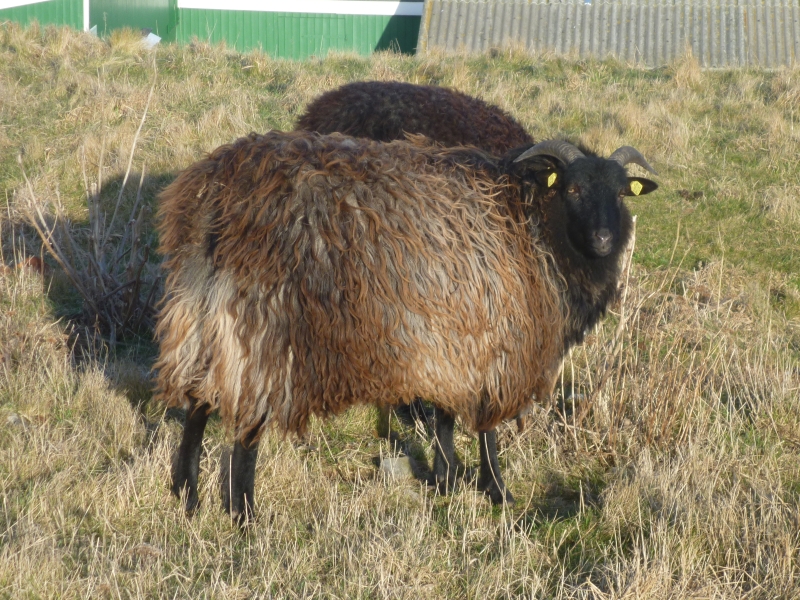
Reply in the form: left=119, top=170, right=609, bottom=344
left=418, top=0, right=800, bottom=67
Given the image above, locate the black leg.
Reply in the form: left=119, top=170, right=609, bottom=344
left=431, top=407, right=466, bottom=494
left=376, top=404, right=393, bottom=440
left=220, top=435, right=259, bottom=526
left=377, top=398, right=434, bottom=440
left=407, top=398, right=434, bottom=435
left=171, top=402, right=210, bottom=514
left=477, top=429, right=514, bottom=505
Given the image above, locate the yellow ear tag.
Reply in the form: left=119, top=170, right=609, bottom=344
left=630, top=180, right=643, bottom=196
left=547, top=172, right=557, bottom=187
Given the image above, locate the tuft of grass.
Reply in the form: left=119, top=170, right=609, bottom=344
left=1, top=23, right=799, bottom=599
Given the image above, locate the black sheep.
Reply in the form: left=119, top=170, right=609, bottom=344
left=297, top=83, right=657, bottom=504
left=297, top=81, right=533, bottom=155
left=298, top=82, right=537, bottom=500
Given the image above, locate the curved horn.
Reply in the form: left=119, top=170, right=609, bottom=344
left=608, top=146, right=658, bottom=175
left=513, top=140, right=585, bottom=165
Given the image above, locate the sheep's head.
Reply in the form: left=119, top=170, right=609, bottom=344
left=512, top=141, right=658, bottom=259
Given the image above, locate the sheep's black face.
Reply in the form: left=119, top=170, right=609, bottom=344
left=506, top=141, right=659, bottom=260
left=516, top=155, right=658, bottom=260
left=562, top=157, right=631, bottom=258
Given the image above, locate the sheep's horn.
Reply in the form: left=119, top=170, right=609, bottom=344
left=514, top=140, right=585, bottom=165
left=609, top=146, right=658, bottom=175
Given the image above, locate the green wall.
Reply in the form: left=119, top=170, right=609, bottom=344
left=0, top=0, right=83, bottom=29
left=174, top=10, right=421, bottom=58
left=90, top=0, right=177, bottom=39
left=1, top=0, right=422, bottom=59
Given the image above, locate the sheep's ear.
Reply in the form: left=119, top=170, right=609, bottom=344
left=533, top=169, right=561, bottom=189
left=517, top=155, right=563, bottom=188
left=503, top=149, right=563, bottom=188
left=625, top=177, right=658, bottom=196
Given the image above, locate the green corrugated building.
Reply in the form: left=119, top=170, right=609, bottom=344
left=1, top=0, right=422, bottom=58
left=174, top=0, right=422, bottom=57
left=90, top=0, right=177, bottom=39
left=0, top=0, right=86, bottom=30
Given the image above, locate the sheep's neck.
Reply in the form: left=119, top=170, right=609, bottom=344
left=527, top=189, right=630, bottom=351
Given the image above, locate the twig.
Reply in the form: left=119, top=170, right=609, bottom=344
left=103, top=59, right=157, bottom=248
left=18, top=157, right=101, bottom=316
left=98, top=279, right=138, bottom=303
left=134, top=274, right=161, bottom=331
left=122, top=245, right=149, bottom=326
left=97, top=136, right=105, bottom=201
left=113, top=166, right=147, bottom=269
left=19, top=63, right=160, bottom=341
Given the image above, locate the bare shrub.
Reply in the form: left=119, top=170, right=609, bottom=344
left=18, top=74, right=161, bottom=345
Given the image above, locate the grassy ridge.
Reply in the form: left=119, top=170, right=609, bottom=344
left=1, top=23, right=799, bottom=598
left=2, top=27, right=799, bottom=314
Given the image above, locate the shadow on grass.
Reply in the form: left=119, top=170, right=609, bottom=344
left=527, top=470, right=605, bottom=522
left=39, top=168, right=176, bottom=345
left=29, top=169, right=180, bottom=450
left=372, top=402, right=438, bottom=485
left=512, top=470, right=611, bottom=580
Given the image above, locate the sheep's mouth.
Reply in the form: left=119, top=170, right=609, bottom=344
left=567, top=228, right=614, bottom=259
left=590, top=241, right=613, bottom=258
left=588, top=228, right=614, bottom=257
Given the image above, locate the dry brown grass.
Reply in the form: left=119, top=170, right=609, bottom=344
left=1, top=22, right=799, bottom=599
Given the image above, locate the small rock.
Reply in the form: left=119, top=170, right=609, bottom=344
left=131, top=543, right=162, bottom=558
left=402, top=488, right=422, bottom=503
left=6, top=413, right=24, bottom=427
left=378, top=456, right=414, bottom=481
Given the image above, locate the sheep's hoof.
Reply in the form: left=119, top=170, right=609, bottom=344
left=433, top=461, right=469, bottom=495
left=433, top=469, right=461, bottom=495
left=225, top=499, right=256, bottom=527
left=478, top=478, right=515, bottom=506
left=219, top=448, right=256, bottom=527
left=171, top=479, right=200, bottom=514
left=228, top=505, right=255, bottom=528
left=170, top=458, right=200, bottom=515
left=222, top=484, right=256, bottom=527
left=435, top=478, right=454, bottom=496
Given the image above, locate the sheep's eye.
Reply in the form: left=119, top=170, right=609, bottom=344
left=566, top=184, right=579, bottom=195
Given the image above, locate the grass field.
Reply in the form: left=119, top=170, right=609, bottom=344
left=1, top=22, right=799, bottom=599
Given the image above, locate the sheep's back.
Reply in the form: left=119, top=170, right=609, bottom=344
left=296, top=81, right=533, bottom=156
left=155, top=131, right=563, bottom=440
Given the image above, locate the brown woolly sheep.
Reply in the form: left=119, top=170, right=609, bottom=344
left=298, top=82, right=537, bottom=493
left=296, top=81, right=533, bottom=156
left=157, top=131, right=658, bottom=522
left=156, top=130, right=568, bottom=522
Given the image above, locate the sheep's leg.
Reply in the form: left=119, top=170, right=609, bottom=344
left=376, top=398, right=433, bottom=440
left=477, top=430, right=514, bottom=505
left=376, top=404, right=393, bottom=439
left=407, top=398, right=434, bottom=434
left=220, top=429, right=260, bottom=526
left=171, top=401, right=210, bottom=514
left=432, top=408, right=466, bottom=494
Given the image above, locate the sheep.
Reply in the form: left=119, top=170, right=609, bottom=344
left=156, top=130, right=658, bottom=522
left=299, top=82, right=538, bottom=492
left=296, top=81, right=533, bottom=156
left=298, top=82, right=658, bottom=502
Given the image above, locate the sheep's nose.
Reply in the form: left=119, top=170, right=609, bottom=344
left=592, top=229, right=613, bottom=256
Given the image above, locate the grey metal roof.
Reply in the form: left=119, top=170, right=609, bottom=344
left=417, top=0, right=800, bottom=67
